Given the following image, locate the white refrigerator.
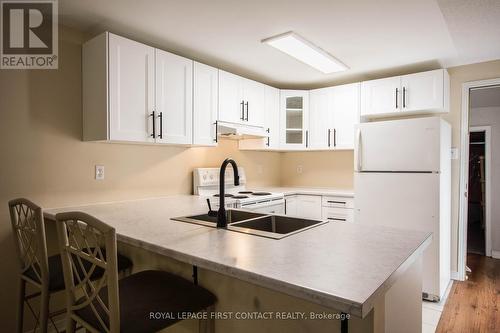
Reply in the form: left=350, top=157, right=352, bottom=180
left=354, top=117, right=451, bottom=301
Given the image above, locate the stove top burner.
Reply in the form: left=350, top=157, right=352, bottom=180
left=213, top=194, right=234, bottom=198
left=252, top=192, right=272, bottom=196
left=232, top=195, right=249, bottom=199
left=238, top=191, right=253, bottom=194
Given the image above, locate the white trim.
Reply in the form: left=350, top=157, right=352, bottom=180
left=469, top=126, right=492, bottom=257
left=458, top=78, right=500, bottom=282
left=492, top=250, right=500, bottom=259
left=450, top=271, right=460, bottom=280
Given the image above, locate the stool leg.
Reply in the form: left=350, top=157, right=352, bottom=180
left=199, top=305, right=215, bottom=333
left=65, top=314, right=76, bottom=333
left=16, top=278, right=26, bottom=333
left=39, top=287, right=49, bottom=333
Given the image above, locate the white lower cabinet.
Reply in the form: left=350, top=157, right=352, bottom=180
left=285, top=195, right=322, bottom=220
left=322, top=206, right=354, bottom=223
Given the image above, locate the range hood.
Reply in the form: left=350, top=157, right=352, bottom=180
left=217, top=121, right=268, bottom=140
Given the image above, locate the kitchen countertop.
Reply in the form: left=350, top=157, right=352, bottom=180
left=44, top=194, right=430, bottom=318
left=259, top=186, right=354, bottom=197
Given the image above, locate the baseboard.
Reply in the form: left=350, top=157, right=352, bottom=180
left=450, top=271, right=461, bottom=280
left=492, top=250, right=500, bottom=259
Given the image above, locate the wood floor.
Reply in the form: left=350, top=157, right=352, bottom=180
left=436, top=254, right=500, bottom=333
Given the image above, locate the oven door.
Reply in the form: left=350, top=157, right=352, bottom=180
left=240, top=198, right=285, bottom=214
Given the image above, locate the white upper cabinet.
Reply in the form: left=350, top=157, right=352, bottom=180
left=108, top=33, right=155, bottom=142
left=193, top=62, right=218, bottom=146
left=400, top=69, right=448, bottom=113
left=308, top=87, right=333, bottom=149
left=331, top=83, right=360, bottom=149
left=243, top=79, right=265, bottom=127
left=308, top=83, right=360, bottom=150
left=218, top=70, right=244, bottom=124
left=280, top=90, right=309, bottom=149
left=361, top=76, right=401, bottom=117
left=155, top=49, right=193, bottom=144
left=218, top=70, right=265, bottom=127
left=264, top=85, right=280, bottom=149
left=361, top=69, right=449, bottom=118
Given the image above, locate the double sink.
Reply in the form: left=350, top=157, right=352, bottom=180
left=172, top=210, right=327, bottom=239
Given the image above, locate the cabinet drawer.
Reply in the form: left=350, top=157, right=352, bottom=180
left=322, top=196, right=354, bottom=208
left=322, top=207, right=354, bottom=223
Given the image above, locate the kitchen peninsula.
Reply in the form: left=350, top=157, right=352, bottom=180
left=45, top=194, right=430, bottom=333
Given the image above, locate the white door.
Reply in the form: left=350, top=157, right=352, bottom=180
left=193, top=62, right=218, bottom=146
left=155, top=49, right=193, bottom=144
left=243, top=79, right=265, bottom=127
left=401, top=69, right=444, bottom=112
left=218, top=70, right=244, bottom=124
left=108, top=34, right=155, bottom=142
left=264, top=85, right=280, bottom=148
left=332, top=83, right=360, bottom=149
left=308, top=88, right=333, bottom=149
left=354, top=172, right=446, bottom=298
left=280, top=90, right=309, bottom=149
left=361, top=76, right=401, bottom=117
left=355, top=117, right=442, bottom=172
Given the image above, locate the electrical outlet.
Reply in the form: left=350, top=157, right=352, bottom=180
left=95, top=165, right=105, bottom=180
left=296, top=165, right=303, bottom=174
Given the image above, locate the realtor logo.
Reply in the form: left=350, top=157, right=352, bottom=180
left=1, top=0, right=58, bottom=69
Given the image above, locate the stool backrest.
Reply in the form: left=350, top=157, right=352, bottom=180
left=55, top=212, right=120, bottom=333
left=8, top=198, right=49, bottom=287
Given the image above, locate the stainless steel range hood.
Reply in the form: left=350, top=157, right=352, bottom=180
left=217, top=121, right=268, bottom=140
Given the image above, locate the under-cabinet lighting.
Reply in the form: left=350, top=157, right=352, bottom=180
left=262, top=31, right=348, bottom=74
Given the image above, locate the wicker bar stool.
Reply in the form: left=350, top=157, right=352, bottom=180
left=55, top=211, right=217, bottom=333
left=8, top=198, right=133, bottom=333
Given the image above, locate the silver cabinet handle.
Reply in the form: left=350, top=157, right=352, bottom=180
left=327, top=217, right=346, bottom=221
left=158, top=112, right=163, bottom=139
left=403, top=87, right=407, bottom=108
left=245, top=101, right=249, bottom=121
left=328, top=129, right=331, bottom=147
left=334, top=128, right=337, bottom=147
left=305, top=130, right=309, bottom=148
left=395, top=88, right=399, bottom=109
left=213, top=121, right=218, bottom=143
left=327, top=200, right=346, bottom=204
left=240, top=100, right=245, bottom=120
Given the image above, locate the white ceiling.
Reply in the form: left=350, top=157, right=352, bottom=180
left=59, top=0, right=500, bottom=89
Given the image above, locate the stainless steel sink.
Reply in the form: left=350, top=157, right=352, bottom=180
left=172, top=209, right=266, bottom=227
left=172, top=209, right=328, bottom=239
left=229, top=215, right=327, bottom=239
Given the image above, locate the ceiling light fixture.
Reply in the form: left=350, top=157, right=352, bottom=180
left=262, top=31, right=348, bottom=74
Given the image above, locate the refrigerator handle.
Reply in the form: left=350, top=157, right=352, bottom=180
left=354, top=128, right=362, bottom=171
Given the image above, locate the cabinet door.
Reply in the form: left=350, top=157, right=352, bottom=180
left=280, top=90, right=309, bottom=149
left=331, top=83, right=360, bottom=149
left=218, top=70, right=244, bottom=124
left=361, top=76, right=401, bottom=117
left=296, top=195, right=322, bottom=219
left=155, top=49, right=193, bottom=144
left=193, top=62, right=218, bottom=146
left=322, top=207, right=354, bottom=223
left=401, top=69, right=444, bottom=113
left=108, top=33, right=155, bottom=142
left=309, top=87, right=333, bottom=149
left=264, top=85, right=280, bottom=149
left=243, top=79, right=265, bottom=127
left=285, top=196, right=298, bottom=216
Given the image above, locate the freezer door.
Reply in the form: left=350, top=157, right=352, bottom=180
left=355, top=117, right=442, bottom=172
left=354, top=172, right=448, bottom=299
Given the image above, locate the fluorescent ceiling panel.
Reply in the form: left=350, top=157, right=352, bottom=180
left=262, top=32, right=348, bottom=74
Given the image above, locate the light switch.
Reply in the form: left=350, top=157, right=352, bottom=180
left=95, top=165, right=105, bottom=180
left=296, top=165, right=303, bottom=174
left=450, top=148, right=458, bottom=160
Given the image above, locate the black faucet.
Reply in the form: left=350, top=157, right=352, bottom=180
left=217, top=158, right=239, bottom=228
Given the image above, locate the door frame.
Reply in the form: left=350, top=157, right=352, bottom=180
left=458, top=78, right=500, bottom=281
left=468, top=126, right=492, bottom=257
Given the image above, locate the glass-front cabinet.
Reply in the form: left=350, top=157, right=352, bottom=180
left=280, top=90, right=309, bottom=149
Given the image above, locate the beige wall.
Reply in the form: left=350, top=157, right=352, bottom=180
left=280, top=150, right=354, bottom=189
left=0, top=27, right=281, bottom=331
